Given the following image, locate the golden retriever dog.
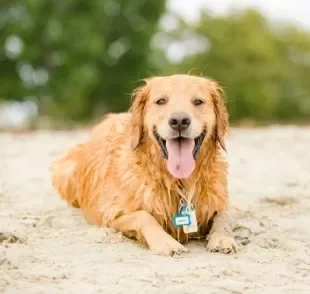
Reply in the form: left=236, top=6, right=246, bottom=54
left=51, top=74, right=237, bottom=255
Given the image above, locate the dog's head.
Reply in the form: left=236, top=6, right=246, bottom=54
left=129, top=74, right=229, bottom=179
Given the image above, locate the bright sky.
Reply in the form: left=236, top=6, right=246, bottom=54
left=168, top=0, right=310, bottom=29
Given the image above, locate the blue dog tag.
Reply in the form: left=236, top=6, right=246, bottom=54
left=172, top=214, right=191, bottom=228
left=173, top=199, right=198, bottom=233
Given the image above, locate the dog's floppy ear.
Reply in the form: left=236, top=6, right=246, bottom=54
left=210, top=80, right=229, bottom=152
left=129, top=81, right=150, bottom=150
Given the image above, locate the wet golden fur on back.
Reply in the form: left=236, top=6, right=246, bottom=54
left=51, top=74, right=230, bottom=246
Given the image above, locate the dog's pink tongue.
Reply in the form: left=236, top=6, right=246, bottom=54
left=166, top=138, right=195, bottom=179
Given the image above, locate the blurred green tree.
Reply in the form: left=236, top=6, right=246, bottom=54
left=0, top=0, right=166, bottom=120
left=160, top=9, right=310, bottom=122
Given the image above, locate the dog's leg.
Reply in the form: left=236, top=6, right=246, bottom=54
left=206, top=211, right=238, bottom=254
left=110, top=210, right=188, bottom=256
left=51, top=158, right=80, bottom=208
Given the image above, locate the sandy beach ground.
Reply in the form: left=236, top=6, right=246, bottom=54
left=1, top=126, right=310, bottom=294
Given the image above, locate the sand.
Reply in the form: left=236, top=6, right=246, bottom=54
left=1, top=126, right=310, bottom=294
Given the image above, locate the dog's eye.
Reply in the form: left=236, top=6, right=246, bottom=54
left=193, top=99, right=204, bottom=106
left=156, top=98, right=167, bottom=105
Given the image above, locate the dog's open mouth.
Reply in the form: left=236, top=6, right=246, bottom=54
left=153, top=128, right=206, bottom=179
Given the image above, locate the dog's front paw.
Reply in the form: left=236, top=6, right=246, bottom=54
left=206, top=232, right=238, bottom=254
left=148, top=233, right=188, bottom=256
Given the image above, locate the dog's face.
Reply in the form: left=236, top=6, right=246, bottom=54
left=130, top=75, right=228, bottom=179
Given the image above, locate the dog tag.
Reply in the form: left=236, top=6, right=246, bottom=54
left=172, top=214, right=191, bottom=227
left=182, top=207, right=198, bottom=234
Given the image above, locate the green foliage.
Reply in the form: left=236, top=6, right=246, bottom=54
left=161, top=9, right=310, bottom=122
left=0, top=0, right=165, bottom=120
left=1, top=4, right=310, bottom=123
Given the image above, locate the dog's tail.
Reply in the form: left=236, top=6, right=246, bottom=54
left=50, top=153, right=80, bottom=208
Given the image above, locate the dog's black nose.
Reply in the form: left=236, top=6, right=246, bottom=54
left=169, top=113, right=191, bottom=132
